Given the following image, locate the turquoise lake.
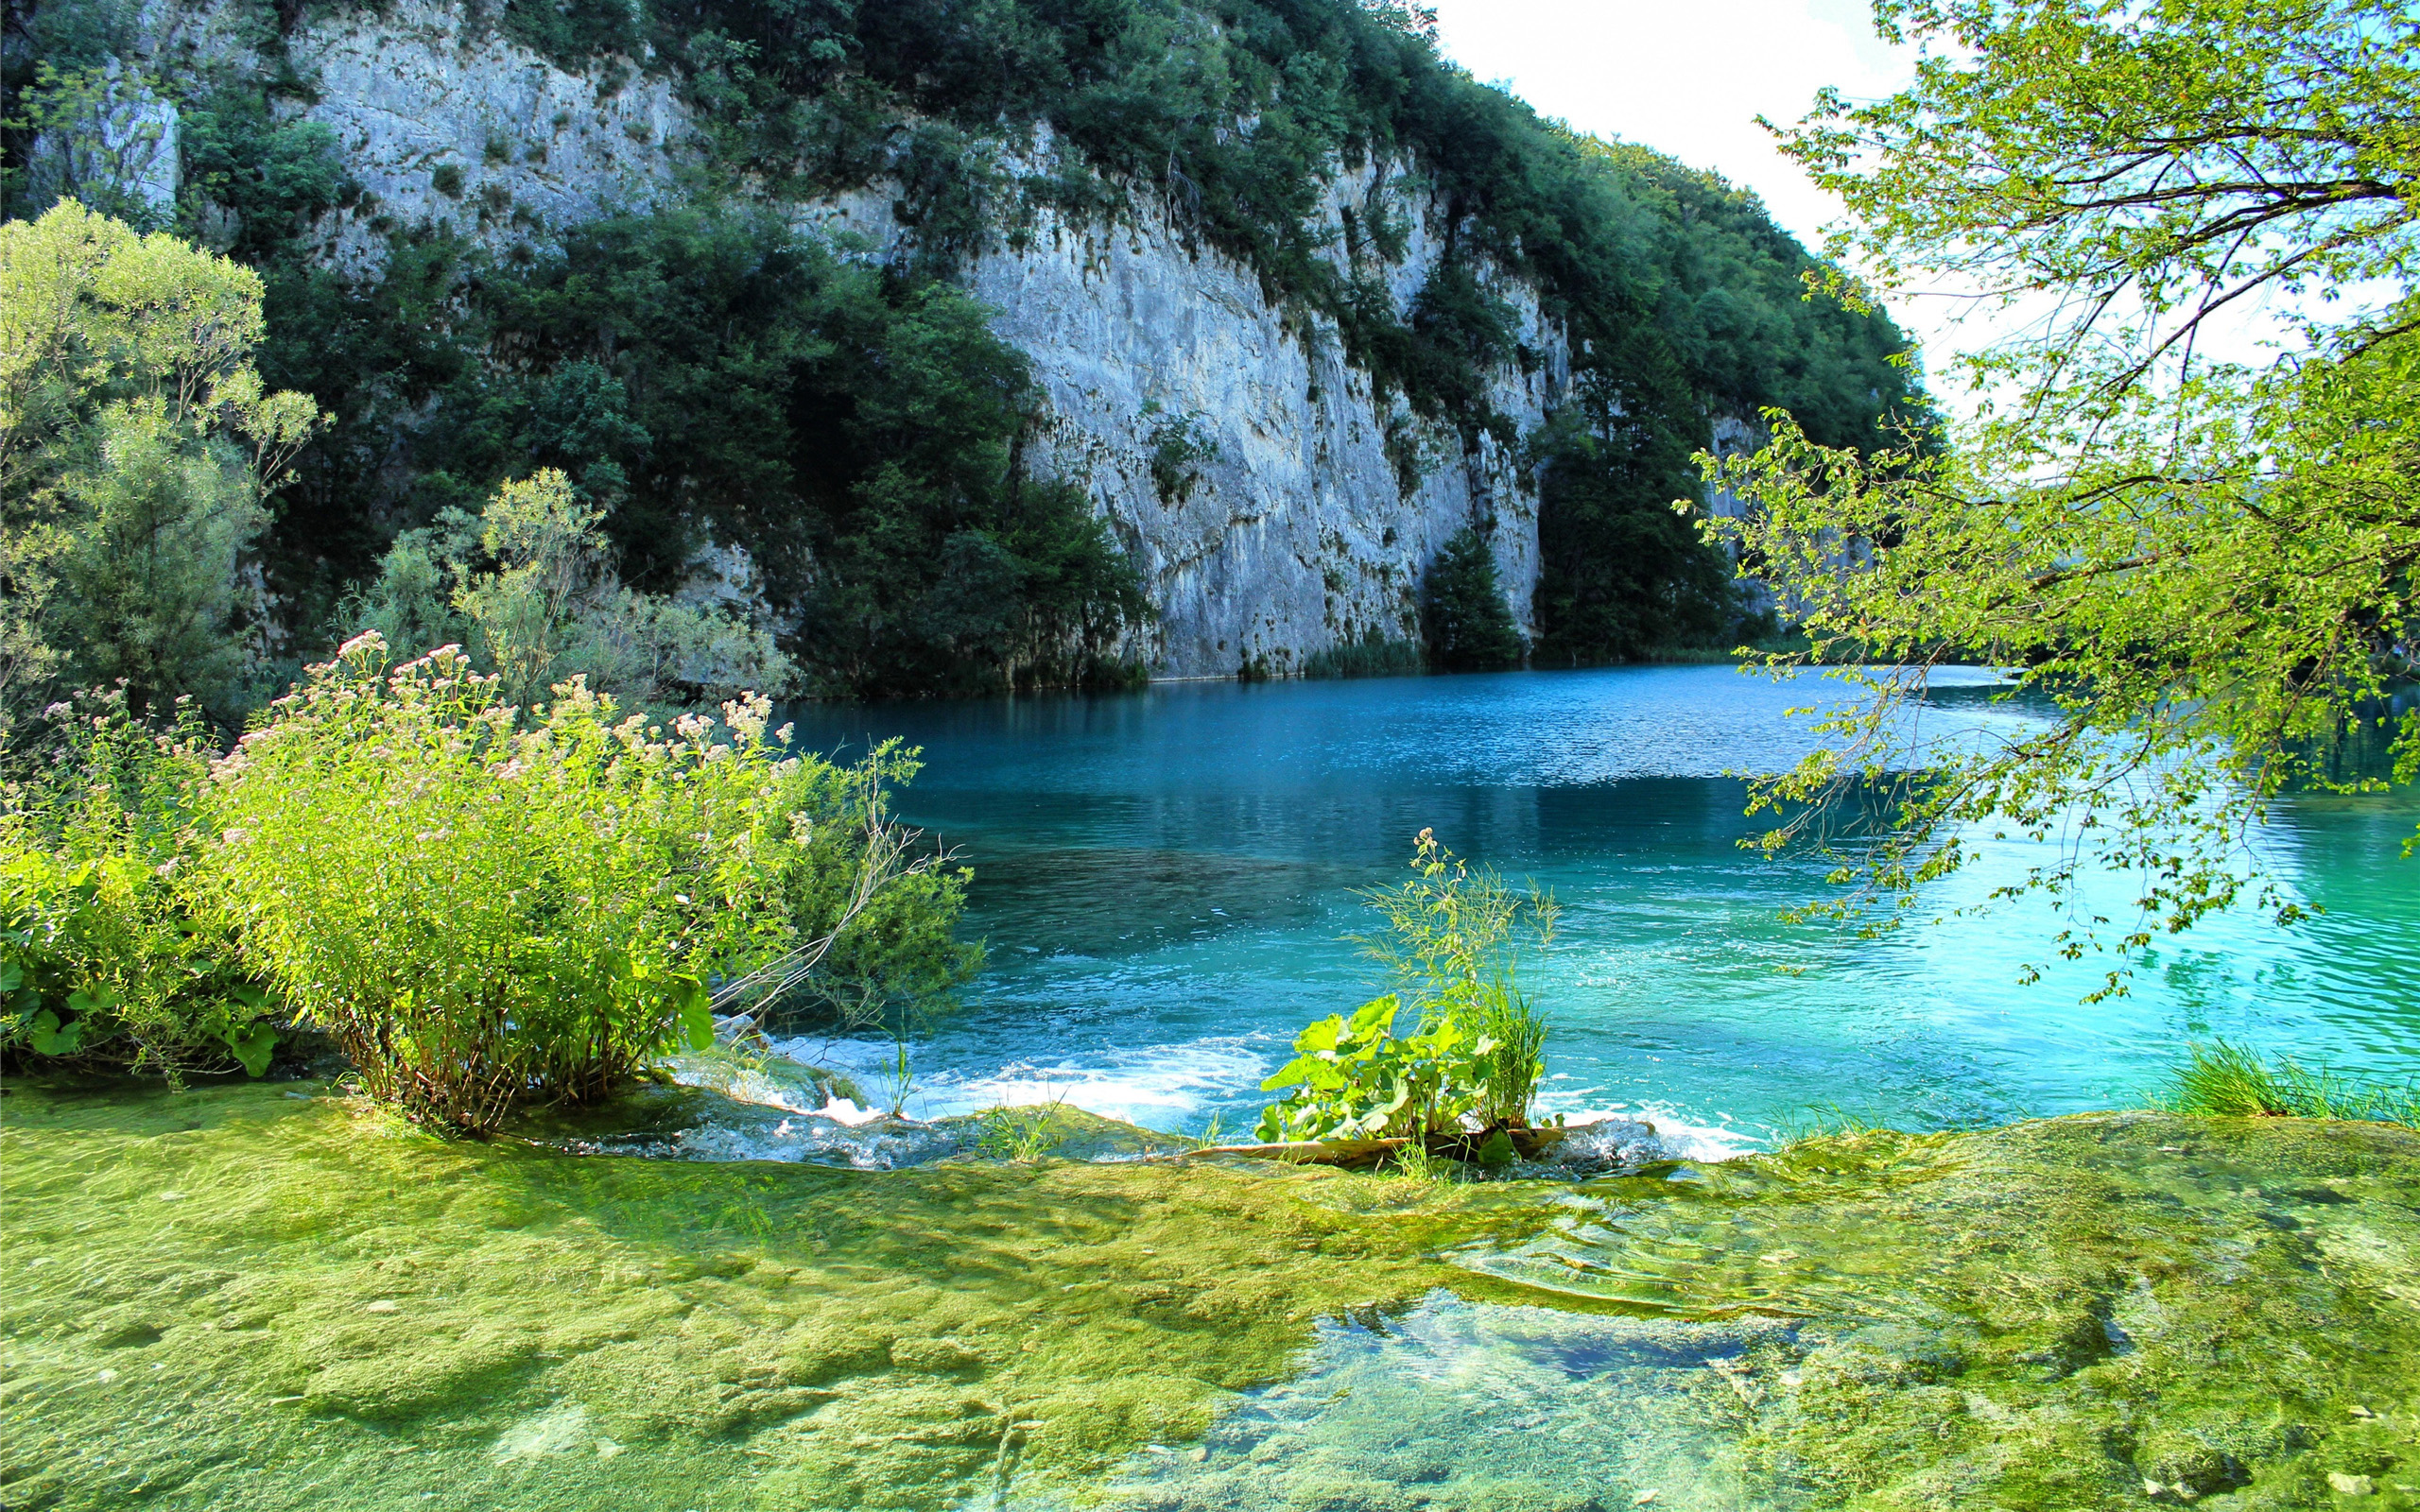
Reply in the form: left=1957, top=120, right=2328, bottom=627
left=780, top=664, right=2420, bottom=1148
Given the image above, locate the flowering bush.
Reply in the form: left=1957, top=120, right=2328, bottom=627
left=207, top=633, right=972, bottom=1134
left=0, top=690, right=275, bottom=1078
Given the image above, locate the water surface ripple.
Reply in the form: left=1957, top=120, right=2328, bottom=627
left=780, top=666, right=2420, bottom=1143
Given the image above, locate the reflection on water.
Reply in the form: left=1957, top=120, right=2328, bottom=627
left=783, top=666, right=2420, bottom=1142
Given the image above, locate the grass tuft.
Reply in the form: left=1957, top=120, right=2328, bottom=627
left=2155, top=1040, right=2420, bottom=1128
left=974, top=1095, right=1071, bottom=1160
left=1391, top=1140, right=1465, bottom=1182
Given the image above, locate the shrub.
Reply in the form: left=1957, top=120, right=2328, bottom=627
left=1297, top=633, right=1425, bottom=679
left=207, top=633, right=974, bottom=1135
left=0, top=689, right=275, bottom=1078
left=351, top=469, right=797, bottom=707
left=1254, top=989, right=1498, bottom=1143
left=0, top=202, right=322, bottom=733
left=1144, top=406, right=1219, bottom=506
left=1256, top=829, right=1555, bottom=1143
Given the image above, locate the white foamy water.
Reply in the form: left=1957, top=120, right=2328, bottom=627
left=763, top=1031, right=1281, bottom=1131
left=1556, top=1105, right=1765, bottom=1163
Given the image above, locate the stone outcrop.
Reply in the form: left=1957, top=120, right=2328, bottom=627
left=142, top=0, right=1571, bottom=678
left=956, top=149, right=1563, bottom=679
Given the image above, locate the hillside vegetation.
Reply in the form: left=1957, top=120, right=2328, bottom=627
left=4, top=0, right=1924, bottom=705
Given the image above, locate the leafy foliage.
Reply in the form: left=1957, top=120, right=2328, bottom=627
left=1257, top=828, right=1555, bottom=1143
left=1705, top=0, right=2420, bottom=992
left=4, top=60, right=179, bottom=229
left=0, top=201, right=321, bottom=733
left=1530, top=384, right=1738, bottom=662
left=206, top=633, right=975, bottom=1134
left=1420, top=526, right=1523, bottom=671
left=352, top=469, right=797, bottom=706
left=1297, top=631, right=1425, bottom=679
left=258, top=203, right=1150, bottom=696
left=974, top=1096, right=1071, bottom=1160
left=1144, top=404, right=1219, bottom=507
left=0, top=688, right=275, bottom=1078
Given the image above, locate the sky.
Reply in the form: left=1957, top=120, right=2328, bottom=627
left=1422, top=0, right=1988, bottom=367
left=1426, top=0, right=1911, bottom=251
left=1424, top=1, right=2334, bottom=388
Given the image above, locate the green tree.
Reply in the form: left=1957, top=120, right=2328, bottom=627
left=1530, top=377, right=1738, bottom=662
left=313, top=206, right=1148, bottom=696
left=1421, top=526, right=1525, bottom=671
left=1702, top=0, right=2420, bottom=995
left=353, top=469, right=797, bottom=707
left=0, top=201, right=320, bottom=733
left=6, top=61, right=179, bottom=229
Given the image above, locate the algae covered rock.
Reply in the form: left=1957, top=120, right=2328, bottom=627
left=5, top=1081, right=2418, bottom=1511
left=1450, top=1112, right=2420, bottom=1508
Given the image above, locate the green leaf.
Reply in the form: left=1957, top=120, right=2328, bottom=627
left=227, top=1022, right=279, bottom=1077
left=1349, top=994, right=1399, bottom=1036
left=673, top=975, right=714, bottom=1052
left=28, top=1008, right=83, bottom=1057
left=1262, top=1054, right=1350, bottom=1092
left=67, top=985, right=123, bottom=1016
left=1293, top=1015, right=1345, bottom=1055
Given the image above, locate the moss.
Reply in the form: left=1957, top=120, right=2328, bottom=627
left=8, top=1087, right=2419, bottom=1510
left=0, top=1077, right=1545, bottom=1510
left=1459, top=1114, right=2420, bottom=1508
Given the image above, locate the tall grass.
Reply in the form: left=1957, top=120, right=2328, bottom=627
left=1476, top=985, right=1547, bottom=1128
left=2155, top=1041, right=2420, bottom=1129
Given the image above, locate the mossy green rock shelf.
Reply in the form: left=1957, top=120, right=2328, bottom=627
left=4, top=1081, right=2417, bottom=1511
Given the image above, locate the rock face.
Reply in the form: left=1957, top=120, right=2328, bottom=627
left=24, top=58, right=181, bottom=221
left=959, top=155, right=1563, bottom=679
left=149, top=0, right=1566, bottom=678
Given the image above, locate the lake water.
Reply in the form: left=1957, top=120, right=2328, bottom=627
left=779, top=665, right=2420, bottom=1149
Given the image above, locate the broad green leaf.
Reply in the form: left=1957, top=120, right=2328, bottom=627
left=1349, top=995, right=1399, bottom=1036
left=1260, top=1056, right=1321, bottom=1092
left=67, top=985, right=122, bottom=1015
left=226, top=1022, right=279, bottom=1076
left=1293, top=1016, right=1344, bottom=1055
left=673, top=975, right=715, bottom=1052
left=28, top=1008, right=82, bottom=1057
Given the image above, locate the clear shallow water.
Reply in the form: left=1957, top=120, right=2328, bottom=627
left=778, top=665, right=2420, bottom=1145
left=1086, top=1289, right=1780, bottom=1510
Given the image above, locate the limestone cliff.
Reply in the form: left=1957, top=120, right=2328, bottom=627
left=121, top=0, right=1562, bottom=679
